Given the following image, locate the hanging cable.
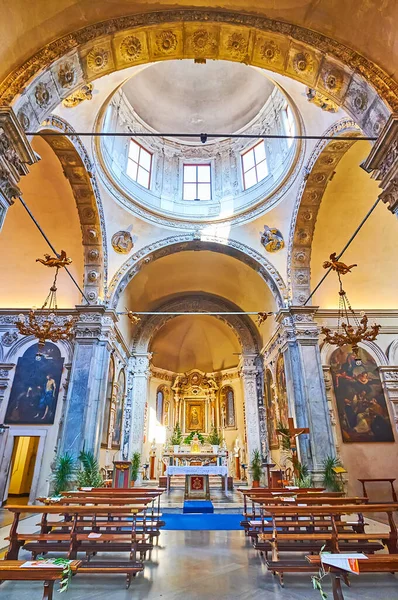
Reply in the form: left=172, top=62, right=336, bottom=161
left=304, top=196, right=381, bottom=306
left=18, top=196, right=90, bottom=304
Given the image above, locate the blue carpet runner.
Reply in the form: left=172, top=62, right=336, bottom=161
left=183, top=501, right=214, bottom=513
left=163, top=512, right=243, bottom=530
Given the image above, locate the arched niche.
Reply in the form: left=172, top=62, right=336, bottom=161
left=4, top=11, right=394, bottom=141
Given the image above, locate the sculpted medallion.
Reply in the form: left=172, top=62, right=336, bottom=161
left=260, top=225, right=285, bottom=253
left=111, top=230, right=134, bottom=254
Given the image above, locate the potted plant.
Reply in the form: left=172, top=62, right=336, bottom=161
left=76, top=450, right=104, bottom=488
left=170, top=423, right=183, bottom=453
left=52, top=452, right=76, bottom=497
left=131, top=451, right=141, bottom=486
left=250, top=449, right=263, bottom=488
left=208, top=426, right=222, bottom=454
left=322, top=455, right=344, bottom=492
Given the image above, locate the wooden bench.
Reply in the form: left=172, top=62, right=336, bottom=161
left=258, top=503, right=398, bottom=586
left=5, top=505, right=151, bottom=587
left=306, top=554, right=398, bottom=600
left=0, top=560, right=80, bottom=600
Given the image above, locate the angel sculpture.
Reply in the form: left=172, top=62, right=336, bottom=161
left=36, top=250, right=72, bottom=269
left=127, top=310, right=141, bottom=325
left=322, top=252, right=357, bottom=275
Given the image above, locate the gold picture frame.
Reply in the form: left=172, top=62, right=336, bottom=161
left=185, top=400, right=205, bottom=432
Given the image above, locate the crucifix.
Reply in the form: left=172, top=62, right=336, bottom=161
left=277, top=417, right=310, bottom=478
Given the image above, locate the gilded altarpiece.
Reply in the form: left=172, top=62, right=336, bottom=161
left=171, top=369, right=218, bottom=435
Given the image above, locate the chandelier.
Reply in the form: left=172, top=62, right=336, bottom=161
left=16, top=252, right=75, bottom=352
left=321, top=253, right=381, bottom=358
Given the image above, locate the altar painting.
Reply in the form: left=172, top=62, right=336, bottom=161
left=185, top=401, right=205, bottom=432
left=5, top=342, right=64, bottom=425
left=330, top=346, right=394, bottom=443
left=276, top=353, right=289, bottom=427
left=265, top=370, right=279, bottom=449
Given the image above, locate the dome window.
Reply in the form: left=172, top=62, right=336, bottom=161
left=242, top=140, right=269, bottom=190
left=183, top=164, right=212, bottom=201
left=282, top=103, right=295, bottom=148
left=126, top=139, right=152, bottom=189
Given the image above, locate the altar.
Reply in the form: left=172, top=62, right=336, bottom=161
left=166, top=465, right=229, bottom=498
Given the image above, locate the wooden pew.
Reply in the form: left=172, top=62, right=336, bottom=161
left=5, top=505, right=151, bottom=587
left=255, top=503, right=398, bottom=586
left=0, top=560, right=80, bottom=600
left=306, top=554, right=398, bottom=600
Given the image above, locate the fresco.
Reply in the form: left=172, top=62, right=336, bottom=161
left=5, top=342, right=64, bottom=425
left=330, top=345, right=394, bottom=443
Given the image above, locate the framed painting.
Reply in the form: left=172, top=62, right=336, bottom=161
left=185, top=400, right=205, bottom=432
left=265, top=369, right=279, bottom=449
left=5, top=342, right=64, bottom=425
left=276, top=353, right=289, bottom=427
left=330, top=345, right=394, bottom=443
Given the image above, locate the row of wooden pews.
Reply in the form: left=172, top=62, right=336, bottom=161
left=239, top=487, right=398, bottom=597
left=0, top=486, right=166, bottom=598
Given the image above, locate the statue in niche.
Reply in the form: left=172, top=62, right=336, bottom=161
left=233, top=437, right=240, bottom=457
left=260, top=225, right=285, bottom=253
left=111, top=230, right=133, bottom=254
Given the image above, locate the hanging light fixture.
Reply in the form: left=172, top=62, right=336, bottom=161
left=320, top=253, right=381, bottom=359
left=15, top=252, right=75, bottom=353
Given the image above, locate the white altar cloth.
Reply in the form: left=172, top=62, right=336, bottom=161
left=166, top=465, right=228, bottom=494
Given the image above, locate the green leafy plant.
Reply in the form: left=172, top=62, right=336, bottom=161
left=250, top=449, right=263, bottom=482
left=322, top=455, right=344, bottom=492
left=170, top=423, right=183, bottom=445
left=76, top=450, right=104, bottom=488
left=184, top=430, right=205, bottom=444
left=311, top=545, right=328, bottom=599
left=52, top=453, right=76, bottom=496
left=277, top=421, right=291, bottom=450
left=131, top=451, right=141, bottom=482
left=38, top=558, right=73, bottom=593
left=207, top=426, right=222, bottom=446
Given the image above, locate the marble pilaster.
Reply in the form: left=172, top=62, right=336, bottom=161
left=121, top=353, right=152, bottom=459
left=0, top=364, right=15, bottom=412
left=363, top=114, right=398, bottom=216
left=379, top=366, right=398, bottom=433
left=276, top=306, right=335, bottom=481
left=0, top=108, right=37, bottom=230
left=239, top=354, right=262, bottom=463
left=59, top=307, right=116, bottom=457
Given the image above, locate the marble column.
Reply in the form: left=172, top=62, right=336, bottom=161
left=121, top=353, right=152, bottom=459
left=0, top=108, right=37, bottom=230
left=363, top=114, right=398, bottom=216
left=379, top=366, right=398, bottom=433
left=239, top=354, right=262, bottom=463
left=59, top=306, right=116, bottom=457
left=276, top=306, right=335, bottom=483
left=0, top=364, right=15, bottom=412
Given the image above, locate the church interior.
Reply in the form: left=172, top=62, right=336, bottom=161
left=0, top=2, right=398, bottom=599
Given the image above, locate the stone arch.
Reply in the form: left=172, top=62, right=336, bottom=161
left=320, top=340, right=388, bottom=368
left=132, top=294, right=260, bottom=355
left=288, top=118, right=362, bottom=304
left=39, top=116, right=107, bottom=302
left=106, top=233, right=288, bottom=310
left=4, top=10, right=394, bottom=140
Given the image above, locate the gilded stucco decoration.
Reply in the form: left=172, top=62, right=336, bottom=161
left=287, top=119, right=361, bottom=304
left=57, top=62, right=77, bottom=89
left=306, top=88, right=338, bottom=112
left=260, top=225, right=285, bottom=253
left=120, top=35, right=143, bottom=62
left=87, top=47, right=110, bottom=73
left=17, top=110, right=30, bottom=131
left=0, top=9, right=392, bottom=147
left=34, top=82, right=51, bottom=108
left=62, top=84, right=93, bottom=108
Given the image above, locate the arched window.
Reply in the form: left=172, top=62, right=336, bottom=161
left=220, top=385, right=236, bottom=429
left=112, top=369, right=125, bottom=449
left=101, top=356, right=114, bottom=448
left=156, top=386, right=165, bottom=425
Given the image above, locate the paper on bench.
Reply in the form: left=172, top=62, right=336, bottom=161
left=21, top=560, right=64, bottom=568
left=88, top=532, right=102, bottom=538
left=321, top=553, right=368, bottom=575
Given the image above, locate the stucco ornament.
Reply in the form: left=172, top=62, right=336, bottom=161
left=87, top=48, right=109, bottom=72
left=156, top=30, right=178, bottom=54
left=34, top=82, right=51, bottom=108
left=260, top=225, right=285, bottom=253
left=306, top=88, right=338, bottom=113
left=120, top=36, right=142, bottom=61
left=111, top=230, right=134, bottom=254
left=57, top=62, right=76, bottom=88
left=62, top=84, right=93, bottom=108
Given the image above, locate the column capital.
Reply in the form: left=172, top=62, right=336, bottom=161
left=238, top=353, right=258, bottom=376
left=74, top=305, right=118, bottom=342
left=276, top=305, right=320, bottom=345
left=130, top=352, right=153, bottom=376
left=0, top=107, right=37, bottom=227
left=362, top=114, right=398, bottom=214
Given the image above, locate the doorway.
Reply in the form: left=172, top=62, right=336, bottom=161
left=6, top=436, right=40, bottom=505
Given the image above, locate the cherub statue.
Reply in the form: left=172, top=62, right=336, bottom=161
left=36, top=250, right=72, bottom=268
left=322, top=252, right=357, bottom=275
left=126, top=310, right=141, bottom=325
left=260, top=225, right=285, bottom=253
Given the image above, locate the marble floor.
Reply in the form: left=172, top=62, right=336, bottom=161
left=1, top=530, right=397, bottom=600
